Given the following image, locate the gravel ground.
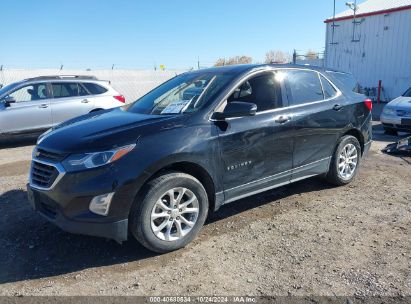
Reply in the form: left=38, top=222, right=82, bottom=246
left=0, top=123, right=410, bottom=297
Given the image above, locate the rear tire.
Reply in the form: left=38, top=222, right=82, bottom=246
left=129, top=172, right=208, bottom=253
left=326, top=135, right=361, bottom=186
left=384, top=127, right=398, bottom=136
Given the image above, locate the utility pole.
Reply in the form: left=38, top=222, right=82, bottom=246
left=352, top=0, right=358, bottom=41
left=60, top=65, right=63, bottom=70
left=197, top=57, right=200, bottom=70
left=293, top=50, right=297, bottom=65
left=111, top=64, right=115, bottom=70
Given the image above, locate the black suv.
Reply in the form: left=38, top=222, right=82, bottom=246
left=27, top=65, right=372, bottom=253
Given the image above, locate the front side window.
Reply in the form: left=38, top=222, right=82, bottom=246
left=126, top=72, right=236, bottom=115
left=226, top=72, right=283, bottom=112
left=52, top=83, right=80, bottom=98
left=8, top=84, right=48, bottom=102
left=285, top=70, right=324, bottom=105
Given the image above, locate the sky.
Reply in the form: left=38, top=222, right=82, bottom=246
left=0, top=0, right=363, bottom=70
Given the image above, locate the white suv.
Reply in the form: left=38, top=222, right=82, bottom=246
left=0, top=75, right=125, bottom=137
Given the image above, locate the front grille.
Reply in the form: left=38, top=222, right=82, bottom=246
left=36, top=148, right=66, bottom=162
left=31, top=161, right=59, bottom=188
left=397, top=110, right=406, bottom=117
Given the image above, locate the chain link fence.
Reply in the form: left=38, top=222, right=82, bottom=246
left=0, top=68, right=187, bottom=103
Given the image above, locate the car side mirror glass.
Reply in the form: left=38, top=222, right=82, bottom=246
left=212, top=101, right=257, bottom=120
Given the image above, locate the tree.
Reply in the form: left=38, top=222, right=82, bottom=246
left=305, top=50, right=319, bottom=60
left=264, top=50, right=290, bottom=64
left=214, top=58, right=226, bottom=67
left=214, top=55, right=253, bottom=66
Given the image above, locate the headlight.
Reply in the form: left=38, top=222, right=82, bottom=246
left=383, top=107, right=395, bottom=115
left=62, top=144, right=136, bottom=171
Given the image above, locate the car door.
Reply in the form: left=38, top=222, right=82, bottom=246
left=282, top=69, right=349, bottom=180
left=0, top=83, right=52, bottom=134
left=215, top=71, right=294, bottom=203
left=50, top=82, right=93, bottom=125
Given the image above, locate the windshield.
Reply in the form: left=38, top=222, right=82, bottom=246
left=125, top=71, right=236, bottom=115
left=403, top=87, right=411, bottom=97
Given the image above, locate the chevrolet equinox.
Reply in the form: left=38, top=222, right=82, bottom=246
left=27, top=65, right=372, bottom=253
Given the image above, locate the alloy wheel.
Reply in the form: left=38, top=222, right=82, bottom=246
left=338, top=143, right=358, bottom=180
left=150, top=187, right=199, bottom=241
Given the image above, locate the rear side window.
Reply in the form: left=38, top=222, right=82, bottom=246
left=320, top=75, right=337, bottom=99
left=52, top=83, right=80, bottom=98
left=83, top=83, right=108, bottom=95
left=285, top=70, right=324, bottom=105
left=78, top=84, right=89, bottom=96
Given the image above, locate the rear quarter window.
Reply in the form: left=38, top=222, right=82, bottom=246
left=327, top=71, right=360, bottom=93
left=83, top=83, right=108, bottom=95
left=320, top=75, right=337, bottom=99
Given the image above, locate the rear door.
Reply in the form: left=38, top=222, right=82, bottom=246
left=0, top=83, right=52, bottom=134
left=215, top=71, right=294, bottom=202
left=50, top=82, right=93, bottom=125
left=283, top=69, right=349, bottom=180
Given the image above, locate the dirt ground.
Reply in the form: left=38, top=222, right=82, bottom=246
left=0, top=111, right=410, bottom=297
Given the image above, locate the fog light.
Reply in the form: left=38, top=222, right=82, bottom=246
left=89, top=192, right=114, bottom=216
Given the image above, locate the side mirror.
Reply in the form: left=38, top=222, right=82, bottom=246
left=2, top=96, right=16, bottom=107
left=212, top=101, right=257, bottom=120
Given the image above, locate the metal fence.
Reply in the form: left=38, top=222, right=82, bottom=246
left=0, top=68, right=187, bottom=103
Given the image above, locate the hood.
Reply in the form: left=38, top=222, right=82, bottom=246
left=386, top=96, right=411, bottom=108
left=37, top=108, right=184, bottom=153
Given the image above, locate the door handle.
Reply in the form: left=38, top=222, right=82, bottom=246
left=81, top=99, right=90, bottom=103
left=274, top=115, right=291, bottom=124
left=38, top=104, right=48, bottom=108
left=333, top=104, right=343, bottom=111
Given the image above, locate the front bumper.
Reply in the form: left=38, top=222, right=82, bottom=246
left=26, top=154, right=151, bottom=242
left=27, top=184, right=129, bottom=242
left=381, top=113, right=411, bottom=132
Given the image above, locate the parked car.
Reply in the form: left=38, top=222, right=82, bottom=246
left=0, top=75, right=125, bottom=138
left=381, top=87, right=411, bottom=135
left=27, top=64, right=372, bottom=253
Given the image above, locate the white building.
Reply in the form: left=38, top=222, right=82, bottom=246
left=324, top=0, right=411, bottom=100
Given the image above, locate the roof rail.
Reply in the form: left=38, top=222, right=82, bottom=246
left=25, top=75, right=98, bottom=81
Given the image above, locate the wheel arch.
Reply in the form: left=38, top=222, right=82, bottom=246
left=137, top=161, right=217, bottom=215
left=89, top=108, right=104, bottom=113
left=342, top=128, right=365, bottom=155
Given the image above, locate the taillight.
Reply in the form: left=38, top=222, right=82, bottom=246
left=364, top=99, right=373, bottom=111
left=113, top=95, right=126, bottom=103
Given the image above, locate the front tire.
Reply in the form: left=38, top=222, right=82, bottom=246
left=326, top=135, right=361, bottom=186
left=129, top=172, right=208, bottom=253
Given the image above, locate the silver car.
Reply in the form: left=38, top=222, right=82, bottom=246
left=381, top=87, right=411, bottom=135
left=0, top=75, right=125, bottom=137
